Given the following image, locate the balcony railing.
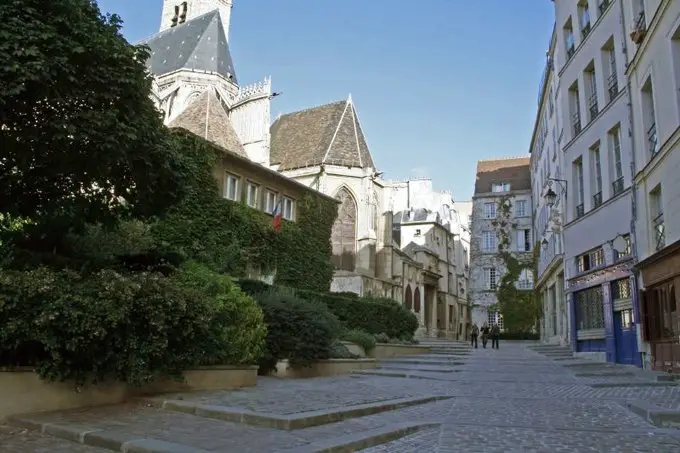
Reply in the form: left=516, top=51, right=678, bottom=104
left=598, top=0, right=610, bottom=15
left=607, top=73, right=618, bottom=100
left=572, top=112, right=582, bottom=135
left=588, top=93, right=598, bottom=119
left=653, top=213, right=665, bottom=251
left=581, top=22, right=592, bottom=40
left=566, top=44, right=575, bottom=59
left=612, top=176, right=624, bottom=196
left=575, top=203, right=585, bottom=219
left=592, top=191, right=602, bottom=208
left=648, top=123, right=659, bottom=156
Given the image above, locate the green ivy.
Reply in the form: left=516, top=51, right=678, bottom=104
left=152, top=131, right=337, bottom=292
left=494, top=195, right=541, bottom=332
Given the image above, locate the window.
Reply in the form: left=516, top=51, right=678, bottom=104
left=641, top=77, right=658, bottom=157
left=590, top=144, right=602, bottom=208
left=517, top=229, right=531, bottom=252
left=575, top=247, right=604, bottom=273
left=482, top=231, right=497, bottom=252
left=650, top=186, right=664, bottom=251
left=488, top=311, right=503, bottom=330
left=515, top=200, right=527, bottom=217
left=282, top=196, right=294, bottom=220
left=611, top=278, right=631, bottom=301
left=171, top=1, right=188, bottom=27
left=265, top=190, right=277, bottom=214
left=484, top=267, right=497, bottom=290
left=246, top=182, right=259, bottom=208
left=516, top=269, right=534, bottom=290
left=483, top=202, right=496, bottom=219
left=224, top=173, right=239, bottom=201
left=614, top=234, right=632, bottom=260
left=579, top=1, right=591, bottom=39
left=574, top=158, right=585, bottom=218
left=672, top=27, right=680, bottom=113
left=415, top=229, right=422, bottom=236
left=609, top=126, right=624, bottom=196
left=492, top=183, right=510, bottom=192
left=575, top=286, right=605, bottom=330
left=585, top=62, right=598, bottom=120
left=569, top=81, right=582, bottom=136
left=564, top=18, right=575, bottom=59
left=331, top=188, right=356, bottom=271
left=603, top=39, right=618, bottom=101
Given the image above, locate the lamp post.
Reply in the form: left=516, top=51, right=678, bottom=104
left=543, top=178, right=568, bottom=207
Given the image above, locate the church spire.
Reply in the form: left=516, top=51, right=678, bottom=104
left=159, top=0, right=234, bottom=41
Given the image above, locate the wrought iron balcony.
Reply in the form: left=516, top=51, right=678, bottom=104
left=566, top=44, right=575, bottom=59
left=572, top=112, right=582, bottom=135
left=653, top=213, right=665, bottom=251
left=588, top=93, right=598, bottom=119
left=581, top=22, right=591, bottom=40
left=592, top=191, right=602, bottom=208
left=648, top=123, right=659, bottom=156
left=607, top=73, right=618, bottom=100
left=598, top=0, right=610, bottom=15
left=612, top=176, right=624, bottom=196
left=575, top=203, right=585, bottom=219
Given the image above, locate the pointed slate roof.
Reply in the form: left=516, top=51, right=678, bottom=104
left=140, top=9, right=237, bottom=82
left=169, top=89, right=246, bottom=157
left=270, top=97, right=375, bottom=171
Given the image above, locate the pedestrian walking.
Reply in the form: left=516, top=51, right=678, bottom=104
left=480, top=323, right=490, bottom=348
left=490, top=323, right=501, bottom=349
left=470, top=323, right=479, bottom=348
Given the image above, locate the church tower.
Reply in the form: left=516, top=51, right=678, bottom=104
left=159, top=0, right=233, bottom=41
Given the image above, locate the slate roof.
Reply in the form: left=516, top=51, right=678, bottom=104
left=393, top=209, right=441, bottom=224
left=140, top=10, right=237, bottom=82
left=474, top=156, right=531, bottom=195
left=270, top=98, right=375, bottom=171
left=169, top=89, right=246, bottom=157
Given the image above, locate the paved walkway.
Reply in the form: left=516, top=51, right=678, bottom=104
left=2, top=341, right=680, bottom=452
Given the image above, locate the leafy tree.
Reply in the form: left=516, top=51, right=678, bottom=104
left=0, top=0, right=186, bottom=234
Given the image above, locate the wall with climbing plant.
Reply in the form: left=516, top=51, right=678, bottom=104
left=491, top=195, right=540, bottom=332
left=152, top=130, right=338, bottom=293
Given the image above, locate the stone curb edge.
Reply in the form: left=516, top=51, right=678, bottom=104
left=276, top=421, right=441, bottom=453
left=7, top=416, right=209, bottom=453
left=351, top=370, right=449, bottom=381
left=627, top=399, right=680, bottom=428
left=156, top=394, right=452, bottom=430
left=590, top=381, right=677, bottom=388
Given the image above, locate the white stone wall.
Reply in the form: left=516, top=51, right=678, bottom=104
left=160, top=0, right=233, bottom=39
left=229, top=79, right=272, bottom=165
left=625, top=0, right=680, bottom=262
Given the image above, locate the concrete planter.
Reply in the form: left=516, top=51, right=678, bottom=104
left=271, top=358, right=377, bottom=379
left=0, top=365, right=257, bottom=421
left=370, top=343, right=431, bottom=359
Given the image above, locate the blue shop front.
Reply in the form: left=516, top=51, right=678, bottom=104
left=567, top=254, right=641, bottom=367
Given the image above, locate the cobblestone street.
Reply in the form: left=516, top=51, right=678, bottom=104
left=3, top=341, right=680, bottom=452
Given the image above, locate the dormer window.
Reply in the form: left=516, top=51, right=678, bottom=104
left=492, top=182, right=511, bottom=193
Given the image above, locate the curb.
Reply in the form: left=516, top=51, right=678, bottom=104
left=590, top=381, right=677, bottom=388
left=627, top=400, right=680, bottom=428
left=351, top=370, right=450, bottom=381
left=7, top=416, right=210, bottom=453
left=157, top=394, right=452, bottom=430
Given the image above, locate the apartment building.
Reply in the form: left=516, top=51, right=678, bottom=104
left=552, top=0, right=639, bottom=366
left=624, top=0, right=680, bottom=372
left=531, top=26, right=569, bottom=346
left=469, top=158, right=533, bottom=330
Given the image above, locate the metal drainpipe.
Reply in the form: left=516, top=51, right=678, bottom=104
left=619, top=0, right=644, bottom=367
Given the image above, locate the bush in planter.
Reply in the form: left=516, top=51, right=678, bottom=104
left=254, top=289, right=342, bottom=374
left=0, top=264, right=266, bottom=385
left=500, top=331, right=540, bottom=341
left=329, top=340, right=359, bottom=359
left=340, top=329, right=376, bottom=354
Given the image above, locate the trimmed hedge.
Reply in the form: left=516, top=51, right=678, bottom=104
left=500, top=331, right=540, bottom=341
left=237, top=280, right=419, bottom=340
left=340, top=329, right=376, bottom=354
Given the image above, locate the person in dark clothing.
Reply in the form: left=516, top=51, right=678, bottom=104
left=490, top=323, right=501, bottom=349
left=480, top=323, right=490, bottom=348
left=470, top=324, right=479, bottom=348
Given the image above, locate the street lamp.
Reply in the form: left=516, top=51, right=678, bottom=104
left=543, top=178, right=568, bottom=207
left=544, top=187, right=558, bottom=207
left=541, top=237, right=549, bottom=248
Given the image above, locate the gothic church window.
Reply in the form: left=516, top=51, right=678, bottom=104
left=331, top=187, right=357, bottom=271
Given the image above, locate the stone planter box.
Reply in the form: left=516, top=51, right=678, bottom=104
left=370, top=343, right=431, bottom=359
left=0, top=365, right=257, bottom=421
left=270, top=358, right=377, bottom=379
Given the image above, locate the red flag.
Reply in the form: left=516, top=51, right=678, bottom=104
left=272, top=199, right=283, bottom=232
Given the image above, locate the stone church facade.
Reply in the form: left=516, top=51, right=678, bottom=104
left=142, top=0, right=468, bottom=337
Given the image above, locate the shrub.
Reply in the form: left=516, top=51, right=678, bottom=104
left=374, top=333, right=391, bottom=344
left=329, top=340, right=359, bottom=359
left=500, top=331, right=540, bottom=341
left=0, top=264, right=266, bottom=385
left=340, top=329, right=376, bottom=354
left=254, top=289, right=341, bottom=373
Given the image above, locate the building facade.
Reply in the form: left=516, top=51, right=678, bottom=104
left=470, top=157, right=534, bottom=329
left=531, top=25, right=569, bottom=346
left=625, top=0, right=680, bottom=372
left=552, top=0, right=639, bottom=366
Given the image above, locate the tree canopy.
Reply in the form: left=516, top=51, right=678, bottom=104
left=0, top=0, right=186, bottom=232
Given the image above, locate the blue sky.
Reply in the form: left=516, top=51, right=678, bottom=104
left=98, top=0, right=554, bottom=200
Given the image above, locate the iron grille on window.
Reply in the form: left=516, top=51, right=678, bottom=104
left=607, top=73, right=618, bottom=100
left=575, top=286, right=605, bottom=330
left=588, top=94, right=598, bottom=119
left=592, top=191, right=602, bottom=208
left=572, top=112, right=582, bottom=135
left=653, top=213, right=665, bottom=251
left=612, top=176, right=624, bottom=196
left=575, top=203, right=585, bottom=218
left=648, top=123, right=658, bottom=156
left=611, top=278, right=631, bottom=300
